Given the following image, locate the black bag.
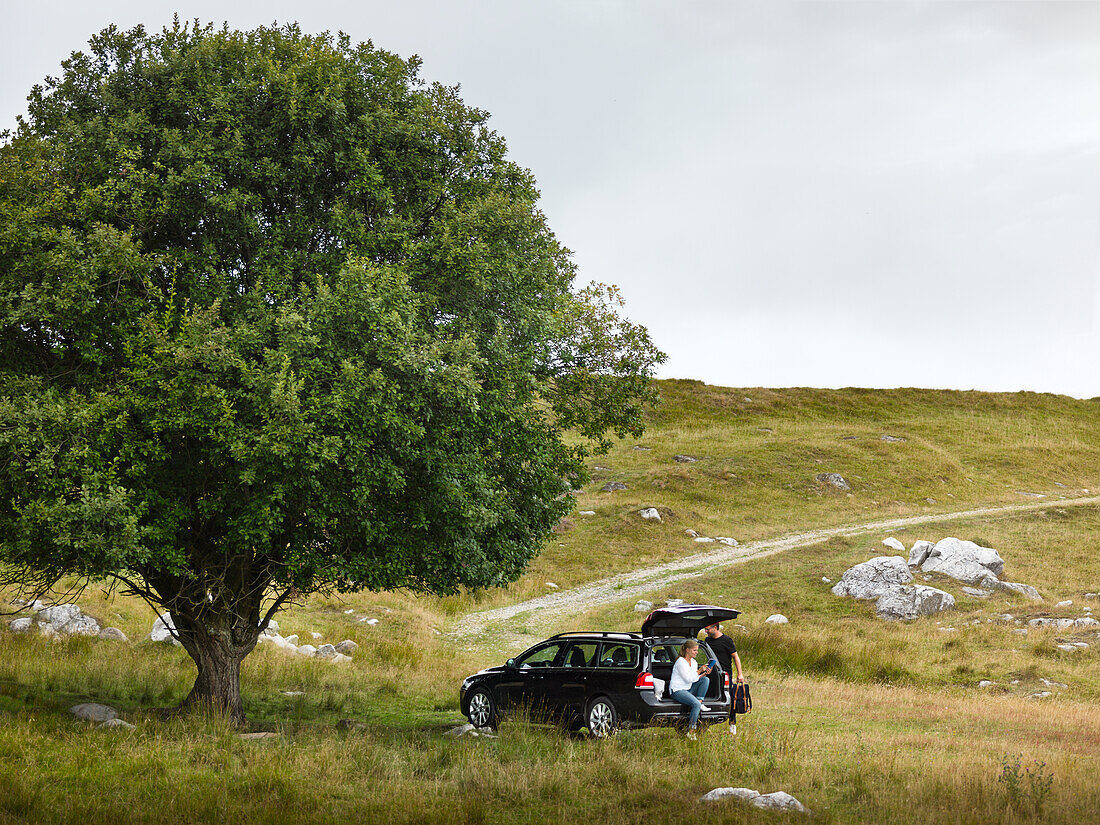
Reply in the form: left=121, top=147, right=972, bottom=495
left=732, top=682, right=752, bottom=714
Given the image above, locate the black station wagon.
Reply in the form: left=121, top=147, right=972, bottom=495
left=459, top=604, right=741, bottom=737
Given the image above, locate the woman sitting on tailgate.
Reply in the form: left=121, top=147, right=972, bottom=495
left=668, top=638, right=712, bottom=740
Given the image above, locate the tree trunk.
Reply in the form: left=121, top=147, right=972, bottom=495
left=179, top=633, right=248, bottom=724
left=170, top=605, right=260, bottom=726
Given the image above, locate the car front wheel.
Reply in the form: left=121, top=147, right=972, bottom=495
left=467, top=688, right=496, bottom=729
left=586, top=696, right=618, bottom=739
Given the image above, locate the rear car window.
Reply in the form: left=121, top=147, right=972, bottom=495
left=598, top=642, right=639, bottom=668
left=650, top=644, right=681, bottom=664
left=564, top=643, right=598, bottom=668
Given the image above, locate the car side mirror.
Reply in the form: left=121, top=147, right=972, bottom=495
left=505, top=658, right=516, bottom=669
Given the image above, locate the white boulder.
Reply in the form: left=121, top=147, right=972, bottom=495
left=316, top=643, right=337, bottom=659
left=989, top=580, right=1042, bottom=602
left=764, top=614, right=789, bottom=625
left=832, top=556, right=913, bottom=600
left=9, top=617, right=33, bottom=633
left=98, top=627, right=128, bottom=642
left=36, top=604, right=101, bottom=637
left=753, top=792, right=811, bottom=813
left=96, top=718, right=135, bottom=731
left=875, top=585, right=955, bottom=621
left=335, top=639, right=359, bottom=655
left=908, top=540, right=935, bottom=567
left=920, top=538, right=1004, bottom=585
left=701, top=787, right=760, bottom=802
left=639, top=508, right=662, bottom=521
left=633, top=600, right=654, bottom=612
left=297, top=644, right=318, bottom=657
left=817, top=472, right=850, bottom=490
left=70, top=703, right=118, bottom=723
left=882, top=537, right=905, bottom=552
left=150, top=613, right=180, bottom=645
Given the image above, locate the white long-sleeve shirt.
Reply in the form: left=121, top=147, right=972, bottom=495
left=669, top=656, right=700, bottom=693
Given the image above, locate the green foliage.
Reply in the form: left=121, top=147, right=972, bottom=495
left=0, top=20, right=662, bottom=712
left=999, top=754, right=1055, bottom=816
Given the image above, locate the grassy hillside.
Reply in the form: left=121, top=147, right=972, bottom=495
left=3, top=382, right=1100, bottom=824
left=496, top=382, right=1100, bottom=604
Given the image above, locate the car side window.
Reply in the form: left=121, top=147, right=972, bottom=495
left=516, top=642, right=566, bottom=669
left=598, top=642, right=639, bottom=668
left=564, top=643, right=597, bottom=668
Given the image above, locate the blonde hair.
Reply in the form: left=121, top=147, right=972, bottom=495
left=678, top=639, right=699, bottom=659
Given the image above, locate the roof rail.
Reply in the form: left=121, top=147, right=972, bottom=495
left=547, top=631, right=643, bottom=641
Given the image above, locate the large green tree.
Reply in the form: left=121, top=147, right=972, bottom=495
left=0, top=21, right=664, bottom=721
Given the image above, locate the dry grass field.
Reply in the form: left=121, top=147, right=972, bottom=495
left=3, top=382, right=1099, bottom=824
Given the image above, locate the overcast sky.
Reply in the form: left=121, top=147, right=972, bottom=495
left=4, top=1, right=1098, bottom=397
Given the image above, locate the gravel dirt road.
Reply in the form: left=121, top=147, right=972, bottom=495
left=452, top=495, right=1100, bottom=639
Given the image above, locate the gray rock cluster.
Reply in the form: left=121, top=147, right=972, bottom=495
left=255, top=624, right=355, bottom=664
left=834, top=535, right=1045, bottom=620
left=7, top=601, right=126, bottom=641
left=684, top=528, right=738, bottom=546
left=700, top=787, right=810, bottom=814
left=144, top=613, right=358, bottom=664
left=831, top=556, right=954, bottom=621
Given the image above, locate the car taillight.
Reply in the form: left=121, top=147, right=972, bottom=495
left=635, top=672, right=654, bottom=690
left=724, top=673, right=730, bottom=689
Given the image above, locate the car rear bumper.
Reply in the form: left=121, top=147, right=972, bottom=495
left=617, top=689, right=731, bottom=727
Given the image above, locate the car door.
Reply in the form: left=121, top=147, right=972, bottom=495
left=587, top=640, right=641, bottom=707
left=552, top=641, right=599, bottom=719
left=499, top=641, right=567, bottom=716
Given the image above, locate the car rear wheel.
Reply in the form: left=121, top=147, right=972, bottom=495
left=467, top=688, right=496, bottom=729
left=586, top=696, right=618, bottom=738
